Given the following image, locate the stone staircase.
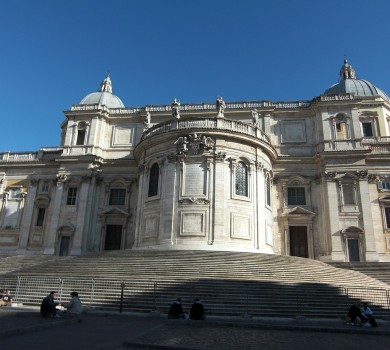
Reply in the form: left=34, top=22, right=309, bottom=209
left=1, top=250, right=389, bottom=319
left=328, top=262, right=390, bottom=286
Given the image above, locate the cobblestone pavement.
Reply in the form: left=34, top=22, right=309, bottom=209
left=1, top=307, right=390, bottom=350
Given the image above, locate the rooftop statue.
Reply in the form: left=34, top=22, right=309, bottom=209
left=216, top=96, right=226, bottom=117
left=171, top=98, right=181, bottom=120
left=252, top=108, right=259, bottom=127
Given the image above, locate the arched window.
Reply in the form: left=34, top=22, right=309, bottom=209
left=76, top=122, right=86, bottom=145
left=235, top=161, right=248, bottom=197
left=148, top=163, right=159, bottom=197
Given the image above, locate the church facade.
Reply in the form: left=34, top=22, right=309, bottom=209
left=1, top=59, right=390, bottom=262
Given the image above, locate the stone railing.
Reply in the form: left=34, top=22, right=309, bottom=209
left=0, top=147, right=64, bottom=162
left=70, top=100, right=310, bottom=115
left=362, top=137, right=390, bottom=154
left=0, top=152, right=38, bottom=162
left=318, top=94, right=355, bottom=102
left=144, top=100, right=310, bottom=112
left=71, top=104, right=109, bottom=112
left=362, top=136, right=390, bottom=144
left=141, top=118, right=270, bottom=143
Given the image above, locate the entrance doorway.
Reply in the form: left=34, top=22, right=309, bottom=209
left=59, top=236, right=71, bottom=256
left=289, top=226, right=308, bottom=258
left=105, top=225, right=122, bottom=250
left=347, top=239, right=360, bottom=262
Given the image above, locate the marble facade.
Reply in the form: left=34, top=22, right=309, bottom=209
left=1, top=60, right=390, bottom=262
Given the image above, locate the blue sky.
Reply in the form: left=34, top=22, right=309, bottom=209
left=1, top=0, right=390, bottom=151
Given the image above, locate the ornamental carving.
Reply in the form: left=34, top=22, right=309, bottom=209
left=324, top=171, right=336, bottom=180
left=215, top=152, right=226, bottom=161
left=56, top=174, right=67, bottom=183
left=355, top=170, right=368, bottom=179
left=174, top=134, right=215, bottom=156
left=368, top=174, right=379, bottom=183
left=179, top=197, right=210, bottom=205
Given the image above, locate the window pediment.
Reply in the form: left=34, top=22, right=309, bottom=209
left=285, top=206, right=316, bottom=217
left=101, top=208, right=129, bottom=216
left=379, top=195, right=390, bottom=203
left=341, top=226, right=363, bottom=234
left=34, top=195, right=50, bottom=207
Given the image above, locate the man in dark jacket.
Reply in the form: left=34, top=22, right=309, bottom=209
left=348, top=302, right=362, bottom=325
left=41, top=291, right=60, bottom=318
left=189, top=298, right=206, bottom=320
left=168, top=298, right=185, bottom=319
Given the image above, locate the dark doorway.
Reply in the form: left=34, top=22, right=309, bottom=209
left=59, top=236, right=71, bottom=256
left=347, top=239, right=360, bottom=262
left=105, top=225, right=122, bottom=250
left=289, top=226, right=308, bottom=258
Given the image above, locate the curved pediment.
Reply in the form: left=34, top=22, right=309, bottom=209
left=341, top=226, right=364, bottom=234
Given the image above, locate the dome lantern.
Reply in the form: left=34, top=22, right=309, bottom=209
left=79, top=74, right=125, bottom=108
left=323, top=58, right=389, bottom=101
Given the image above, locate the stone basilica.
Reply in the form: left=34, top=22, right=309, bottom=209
left=1, top=59, right=390, bottom=262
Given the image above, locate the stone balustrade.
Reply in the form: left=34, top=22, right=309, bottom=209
left=141, top=117, right=270, bottom=143
left=70, top=100, right=311, bottom=115
left=0, top=147, right=64, bottom=162
left=0, top=152, right=38, bottom=162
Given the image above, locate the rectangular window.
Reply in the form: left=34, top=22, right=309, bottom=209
left=76, top=130, right=86, bottom=145
left=379, top=181, right=390, bottom=190
left=66, top=187, right=78, bottom=205
left=36, top=208, right=46, bottom=227
left=287, top=187, right=306, bottom=205
left=9, top=187, right=22, bottom=198
left=385, top=208, right=390, bottom=229
left=336, top=122, right=347, bottom=140
left=362, top=122, right=373, bottom=137
left=41, top=182, right=49, bottom=193
left=342, top=183, right=355, bottom=205
left=109, top=189, right=126, bottom=205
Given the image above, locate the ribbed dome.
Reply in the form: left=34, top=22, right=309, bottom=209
left=324, top=79, right=389, bottom=100
left=324, top=58, right=389, bottom=101
left=79, top=75, right=125, bottom=108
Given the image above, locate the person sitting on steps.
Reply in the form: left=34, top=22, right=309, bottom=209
left=189, top=298, right=206, bottom=320
left=168, top=298, right=185, bottom=319
left=40, top=291, right=61, bottom=318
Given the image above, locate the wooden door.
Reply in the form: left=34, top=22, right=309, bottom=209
left=289, top=226, right=308, bottom=258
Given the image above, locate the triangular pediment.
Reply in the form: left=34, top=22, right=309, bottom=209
left=285, top=206, right=316, bottom=217
left=335, top=172, right=359, bottom=180
left=101, top=208, right=129, bottom=216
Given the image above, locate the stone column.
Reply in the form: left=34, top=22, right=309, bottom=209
left=44, top=176, right=65, bottom=254
left=72, top=176, right=92, bottom=255
left=133, top=164, right=147, bottom=248
left=358, top=173, right=379, bottom=261
left=17, top=180, right=38, bottom=252
left=212, top=152, right=227, bottom=243
left=161, top=156, right=178, bottom=242
left=325, top=174, right=344, bottom=261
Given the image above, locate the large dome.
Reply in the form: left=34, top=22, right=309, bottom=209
left=79, top=75, right=125, bottom=108
left=324, top=59, right=389, bottom=101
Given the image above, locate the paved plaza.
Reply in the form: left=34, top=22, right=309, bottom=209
left=0, top=307, right=389, bottom=350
